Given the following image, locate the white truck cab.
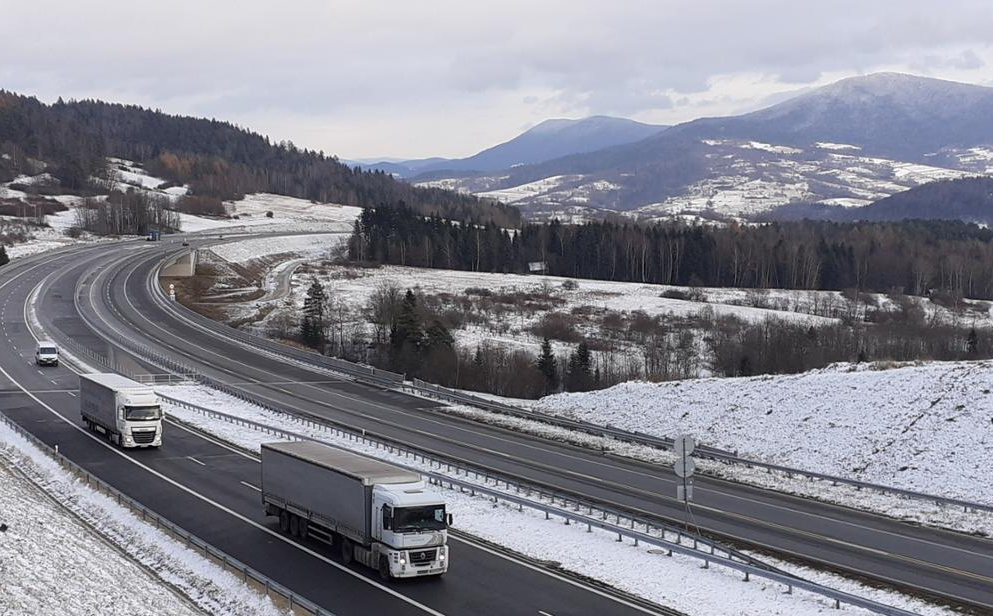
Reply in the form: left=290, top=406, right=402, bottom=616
left=35, top=341, right=60, bottom=367
left=373, top=481, right=450, bottom=578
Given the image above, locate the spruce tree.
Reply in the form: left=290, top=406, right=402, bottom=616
left=0, top=245, right=9, bottom=267
left=300, top=277, right=327, bottom=351
left=536, top=337, right=558, bottom=394
left=967, top=327, right=978, bottom=354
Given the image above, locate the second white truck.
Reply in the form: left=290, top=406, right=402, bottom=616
left=261, top=441, right=450, bottom=579
left=79, top=373, right=163, bottom=448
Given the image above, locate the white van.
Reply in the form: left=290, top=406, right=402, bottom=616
left=35, top=341, right=60, bottom=367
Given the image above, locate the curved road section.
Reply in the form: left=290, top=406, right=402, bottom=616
left=6, top=237, right=993, bottom=612
left=0, top=243, right=667, bottom=616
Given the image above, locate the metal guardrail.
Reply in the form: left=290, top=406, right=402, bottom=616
left=160, top=394, right=921, bottom=616
left=0, top=410, right=335, bottom=616
left=151, top=259, right=993, bottom=517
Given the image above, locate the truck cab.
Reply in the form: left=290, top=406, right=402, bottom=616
left=35, top=341, right=59, bottom=367
left=374, top=481, right=450, bottom=578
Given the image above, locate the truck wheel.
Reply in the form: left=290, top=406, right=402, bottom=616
left=340, top=539, right=353, bottom=565
left=378, top=555, right=391, bottom=581
left=289, top=514, right=300, bottom=537
left=298, top=518, right=308, bottom=540
left=279, top=510, right=290, bottom=533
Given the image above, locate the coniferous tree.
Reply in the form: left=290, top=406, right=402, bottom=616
left=536, top=337, right=558, bottom=394
left=300, top=277, right=327, bottom=351
left=566, top=341, right=593, bottom=392
left=967, top=327, right=979, bottom=354
left=0, top=245, right=9, bottom=267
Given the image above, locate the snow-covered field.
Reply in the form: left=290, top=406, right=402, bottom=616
left=538, top=360, right=993, bottom=506
left=159, top=384, right=950, bottom=616
left=209, top=233, right=349, bottom=264
left=0, top=455, right=201, bottom=616
left=0, top=422, right=284, bottom=616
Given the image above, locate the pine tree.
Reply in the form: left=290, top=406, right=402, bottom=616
left=536, top=337, right=558, bottom=394
left=0, top=245, right=9, bottom=267
left=391, top=290, right=422, bottom=350
left=300, top=277, right=327, bottom=351
left=424, top=320, right=454, bottom=352
left=566, top=341, right=593, bottom=391
left=967, top=327, right=978, bottom=354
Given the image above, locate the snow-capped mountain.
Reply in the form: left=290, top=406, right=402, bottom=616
left=415, top=73, right=993, bottom=221
left=353, top=116, right=666, bottom=178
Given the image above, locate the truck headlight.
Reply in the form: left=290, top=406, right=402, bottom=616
left=399, top=558, right=406, bottom=565
left=439, top=554, right=445, bottom=561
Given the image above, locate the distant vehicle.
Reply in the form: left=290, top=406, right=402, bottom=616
left=35, top=341, right=59, bottom=367
left=261, top=441, right=450, bottom=579
left=146, top=230, right=161, bottom=241
left=79, top=373, right=162, bottom=448
left=181, top=240, right=190, bottom=247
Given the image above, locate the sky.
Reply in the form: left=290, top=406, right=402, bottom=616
left=2, top=0, right=993, bottom=160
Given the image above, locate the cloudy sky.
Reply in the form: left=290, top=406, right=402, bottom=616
left=2, top=0, right=992, bottom=159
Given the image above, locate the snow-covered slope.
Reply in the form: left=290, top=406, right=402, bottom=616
left=538, top=360, right=993, bottom=504
left=0, top=458, right=201, bottom=616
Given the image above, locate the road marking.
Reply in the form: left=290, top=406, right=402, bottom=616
left=185, top=455, right=206, bottom=466
left=240, top=481, right=262, bottom=492
left=67, top=392, right=77, bottom=397
left=113, top=251, right=993, bottom=567
left=0, top=337, right=449, bottom=616
left=538, top=611, right=555, bottom=616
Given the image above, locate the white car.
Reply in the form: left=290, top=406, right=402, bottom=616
left=35, top=341, right=59, bottom=367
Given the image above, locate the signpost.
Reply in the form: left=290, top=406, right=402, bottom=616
left=673, top=434, right=695, bottom=504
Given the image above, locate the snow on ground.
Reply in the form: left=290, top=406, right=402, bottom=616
left=0, top=455, right=201, bottom=616
left=815, top=142, right=862, bottom=151
left=158, top=384, right=952, bottom=616
left=475, top=175, right=576, bottom=203
left=290, top=265, right=834, bottom=325
left=209, top=233, right=348, bottom=264
left=0, top=421, right=285, bottom=616
left=538, top=360, right=993, bottom=507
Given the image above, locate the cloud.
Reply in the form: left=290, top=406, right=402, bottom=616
left=1, top=0, right=992, bottom=157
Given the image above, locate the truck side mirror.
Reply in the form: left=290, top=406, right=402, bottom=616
left=382, top=507, right=392, bottom=531
left=446, top=513, right=453, bottom=526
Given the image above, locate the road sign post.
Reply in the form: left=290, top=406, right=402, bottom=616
left=673, top=434, right=696, bottom=515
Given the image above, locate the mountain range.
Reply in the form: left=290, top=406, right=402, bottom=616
left=349, top=116, right=665, bottom=177
left=397, top=73, right=993, bottom=222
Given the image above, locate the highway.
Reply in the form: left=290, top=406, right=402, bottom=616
left=5, top=236, right=993, bottom=612
left=0, top=244, right=667, bottom=616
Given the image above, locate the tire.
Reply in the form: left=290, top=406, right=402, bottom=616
left=340, top=539, right=353, bottom=565
left=378, top=555, right=391, bottom=581
left=279, top=510, right=290, bottom=533
left=289, top=514, right=300, bottom=537
left=298, top=518, right=308, bottom=540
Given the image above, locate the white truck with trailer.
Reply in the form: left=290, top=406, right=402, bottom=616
left=79, top=373, right=163, bottom=448
left=261, top=441, right=450, bottom=579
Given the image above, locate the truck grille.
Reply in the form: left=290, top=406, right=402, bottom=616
left=409, top=549, right=437, bottom=566
left=133, top=430, right=157, bottom=444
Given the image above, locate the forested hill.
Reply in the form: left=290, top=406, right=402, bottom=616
left=0, top=91, right=519, bottom=226
left=843, top=177, right=993, bottom=224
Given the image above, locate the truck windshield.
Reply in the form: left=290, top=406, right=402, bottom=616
left=125, top=405, right=162, bottom=421
left=39, top=347, right=58, bottom=355
left=393, top=505, right=447, bottom=532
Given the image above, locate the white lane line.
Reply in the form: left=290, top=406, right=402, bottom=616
left=66, top=392, right=77, bottom=397
left=0, top=342, right=447, bottom=616
left=88, top=263, right=993, bottom=567
left=539, top=611, right=555, bottom=616
left=185, top=455, right=206, bottom=466
left=240, top=481, right=262, bottom=493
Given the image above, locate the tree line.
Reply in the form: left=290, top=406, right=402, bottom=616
left=349, top=203, right=993, bottom=299
left=0, top=90, right=520, bottom=227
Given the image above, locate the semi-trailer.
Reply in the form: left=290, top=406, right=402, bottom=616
left=261, top=441, right=450, bottom=579
left=79, top=373, right=163, bottom=448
